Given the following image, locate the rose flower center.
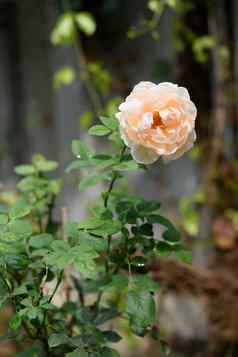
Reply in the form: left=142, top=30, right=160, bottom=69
left=151, top=111, right=165, bottom=129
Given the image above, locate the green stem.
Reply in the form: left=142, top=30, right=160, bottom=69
left=63, top=0, right=103, bottom=117
left=103, top=146, right=126, bottom=209
left=73, top=33, right=103, bottom=117
left=36, top=271, right=64, bottom=352
left=104, top=174, right=117, bottom=209
left=37, top=272, right=63, bottom=336
left=46, top=195, right=56, bottom=231
left=95, top=146, right=126, bottom=309
left=104, top=146, right=126, bottom=265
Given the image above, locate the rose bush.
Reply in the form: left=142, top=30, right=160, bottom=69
left=0, top=81, right=196, bottom=356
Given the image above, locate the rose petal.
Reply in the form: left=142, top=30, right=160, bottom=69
left=163, top=130, right=196, bottom=162
left=138, top=112, right=153, bottom=131
left=157, top=82, right=178, bottom=92
left=131, top=145, right=160, bottom=164
left=119, top=126, right=135, bottom=147
left=178, top=87, right=190, bottom=101
left=119, top=98, right=142, bottom=114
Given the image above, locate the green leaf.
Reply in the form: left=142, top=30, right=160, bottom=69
left=46, top=239, right=100, bottom=278
left=174, top=244, right=192, bottom=264
left=79, top=174, right=107, bottom=191
left=78, top=217, right=121, bottom=236
left=90, top=220, right=122, bottom=237
left=0, top=277, right=9, bottom=308
left=99, top=116, right=118, bottom=131
left=95, top=159, right=116, bottom=171
left=72, top=242, right=100, bottom=278
left=92, top=154, right=118, bottom=170
left=156, top=241, right=173, bottom=257
left=29, top=307, right=44, bottom=322
left=148, top=0, right=164, bottom=14
left=126, top=288, right=155, bottom=335
left=0, top=214, right=8, bottom=225
left=54, top=66, right=76, bottom=89
left=192, top=35, right=215, bottom=63
left=51, top=240, right=70, bottom=251
left=149, top=215, right=180, bottom=242
left=88, top=125, right=111, bottom=136
left=138, top=223, right=153, bottom=236
left=72, top=140, right=94, bottom=160
left=31, top=248, right=49, bottom=257
left=105, top=97, right=122, bottom=116
left=93, top=307, right=119, bottom=326
left=132, top=275, right=159, bottom=293
left=114, top=160, right=138, bottom=171
left=33, top=156, right=58, bottom=172
left=51, top=13, right=75, bottom=45
left=79, top=233, right=107, bottom=252
left=64, top=222, right=79, bottom=239
left=166, top=0, right=177, bottom=8
left=67, top=350, right=89, bottom=357
left=48, top=179, right=62, bottom=195
left=136, top=200, right=161, bottom=214
left=14, top=164, right=36, bottom=176
left=8, top=219, right=33, bottom=238
left=66, top=160, right=88, bottom=173
left=17, top=176, right=39, bottom=192
left=75, top=306, right=97, bottom=324
left=29, top=234, right=53, bottom=249
left=75, top=12, right=96, bottom=36
left=80, top=111, right=93, bottom=130
left=9, top=313, right=22, bottom=330
left=45, top=240, right=72, bottom=269
left=108, top=131, right=123, bottom=147
left=48, top=333, right=69, bottom=347
left=78, top=217, right=104, bottom=230
left=73, top=249, right=98, bottom=278
left=102, top=330, right=122, bottom=343
left=9, top=199, right=31, bottom=220
left=126, top=276, right=157, bottom=335
left=46, top=252, right=73, bottom=270
left=12, top=285, right=28, bottom=296
left=98, top=347, right=120, bottom=357
left=105, top=274, right=128, bottom=291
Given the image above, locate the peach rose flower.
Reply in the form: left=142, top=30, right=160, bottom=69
left=116, top=81, right=197, bottom=164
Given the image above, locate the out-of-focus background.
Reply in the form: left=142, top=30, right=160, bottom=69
left=0, top=0, right=202, bottom=212
left=1, top=0, right=238, bottom=356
